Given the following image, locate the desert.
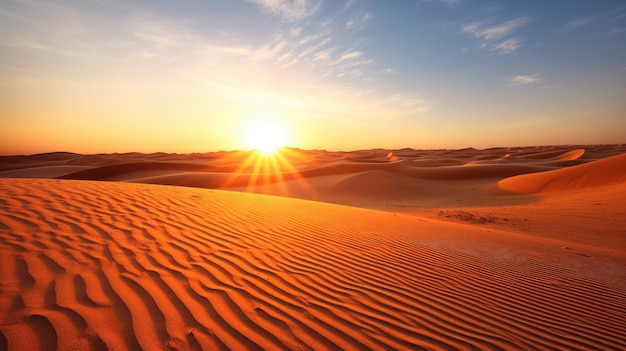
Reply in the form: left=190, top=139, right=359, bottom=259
left=1, top=145, right=625, bottom=350
left=3, top=0, right=626, bottom=349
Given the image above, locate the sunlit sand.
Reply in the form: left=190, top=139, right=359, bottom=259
left=1, top=145, right=625, bottom=350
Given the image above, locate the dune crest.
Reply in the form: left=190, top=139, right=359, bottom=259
left=549, top=148, right=585, bottom=161
left=1, top=178, right=625, bottom=350
left=498, top=152, right=626, bottom=194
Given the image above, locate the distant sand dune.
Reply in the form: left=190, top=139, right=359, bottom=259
left=513, top=147, right=585, bottom=160
left=0, top=165, right=90, bottom=178
left=547, top=148, right=585, bottom=161
left=1, top=178, right=625, bottom=350
left=498, top=152, right=626, bottom=193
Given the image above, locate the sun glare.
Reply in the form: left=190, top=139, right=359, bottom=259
left=243, top=119, right=289, bottom=155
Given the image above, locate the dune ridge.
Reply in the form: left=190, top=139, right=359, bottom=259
left=2, top=145, right=620, bottom=183
left=498, top=152, right=626, bottom=193
left=1, top=178, right=625, bottom=350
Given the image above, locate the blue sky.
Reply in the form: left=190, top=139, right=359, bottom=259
left=1, top=0, right=625, bottom=153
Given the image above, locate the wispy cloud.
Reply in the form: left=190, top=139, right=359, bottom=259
left=289, top=26, right=302, bottom=37
left=510, top=73, right=541, bottom=86
left=345, top=11, right=372, bottom=30
left=246, top=0, right=322, bottom=21
left=557, top=7, right=626, bottom=34
left=133, top=18, right=199, bottom=52
left=311, top=47, right=334, bottom=62
left=381, top=93, right=428, bottom=113
left=461, top=16, right=530, bottom=54
left=339, top=50, right=362, bottom=60
left=462, top=17, right=529, bottom=41
left=0, top=0, right=92, bottom=57
left=419, top=0, right=460, bottom=6
left=2, top=0, right=384, bottom=88
left=491, top=37, right=522, bottom=55
left=559, top=17, right=595, bottom=32
left=344, top=0, right=358, bottom=10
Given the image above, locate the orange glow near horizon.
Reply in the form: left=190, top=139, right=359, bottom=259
left=221, top=147, right=316, bottom=199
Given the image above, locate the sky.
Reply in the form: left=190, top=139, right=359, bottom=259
left=1, top=0, right=625, bottom=154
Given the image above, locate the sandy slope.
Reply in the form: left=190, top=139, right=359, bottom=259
left=498, top=152, right=626, bottom=193
left=1, top=145, right=626, bottom=350
left=1, top=178, right=625, bottom=350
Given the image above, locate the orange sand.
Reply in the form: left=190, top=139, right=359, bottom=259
left=1, top=145, right=625, bottom=350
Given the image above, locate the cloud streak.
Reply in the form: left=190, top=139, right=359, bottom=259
left=345, top=11, right=372, bottom=30
left=557, top=7, right=626, bottom=33
left=246, top=0, right=322, bottom=21
left=559, top=17, right=594, bottom=32
left=510, top=74, right=541, bottom=86
left=462, top=17, right=529, bottom=41
left=339, top=50, right=362, bottom=60
left=461, top=17, right=530, bottom=54
left=491, top=37, right=522, bottom=55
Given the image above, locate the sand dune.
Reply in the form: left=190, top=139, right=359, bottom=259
left=1, top=145, right=626, bottom=350
left=498, top=152, right=626, bottom=194
left=2, top=145, right=624, bottom=240
left=0, top=166, right=91, bottom=179
left=1, top=178, right=625, bottom=350
left=0, top=145, right=613, bottom=183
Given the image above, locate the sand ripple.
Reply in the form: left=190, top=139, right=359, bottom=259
left=1, top=179, right=625, bottom=350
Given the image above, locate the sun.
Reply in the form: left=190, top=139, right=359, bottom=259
left=243, top=119, right=289, bottom=154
